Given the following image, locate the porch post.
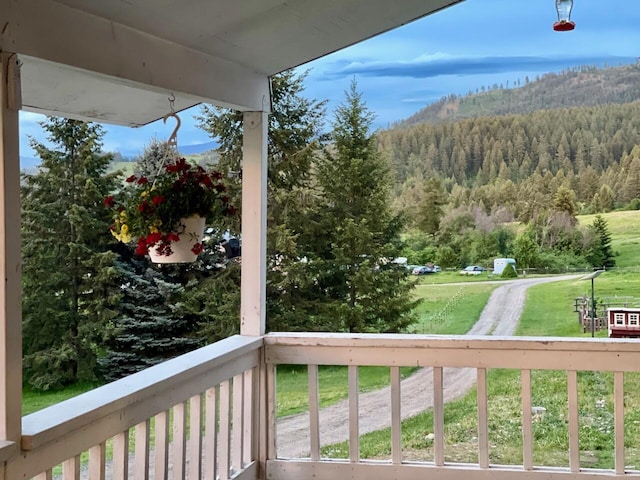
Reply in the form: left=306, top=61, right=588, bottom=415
left=0, top=52, right=23, bottom=442
left=240, top=111, right=268, bottom=336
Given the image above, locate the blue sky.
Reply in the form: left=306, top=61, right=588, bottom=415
left=19, top=0, right=640, bottom=159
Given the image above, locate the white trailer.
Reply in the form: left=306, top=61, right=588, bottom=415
left=493, top=257, right=516, bottom=275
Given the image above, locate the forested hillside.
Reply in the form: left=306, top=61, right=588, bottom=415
left=381, top=98, right=640, bottom=222
left=400, top=63, right=640, bottom=127
left=380, top=64, right=632, bottom=272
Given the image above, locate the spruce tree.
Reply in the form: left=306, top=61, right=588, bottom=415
left=22, top=117, right=120, bottom=390
left=98, top=254, right=201, bottom=381
left=587, top=215, right=615, bottom=268
left=197, top=69, right=327, bottom=332
left=308, top=80, right=417, bottom=333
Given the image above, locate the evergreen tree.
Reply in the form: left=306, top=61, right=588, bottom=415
left=98, top=254, right=200, bottom=381
left=22, top=117, right=120, bottom=390
left=586, top=215, right=615, bottom=268
left=417, top=178, right=447, bottom=236
left=133, top=138, right=178, bottom=182
left=197, top=69, right=327, bottom=331
left=308, top=80, right=417, bottom=333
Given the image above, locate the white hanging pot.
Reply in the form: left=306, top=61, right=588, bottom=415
left=148, top=215, right=206, bottom=264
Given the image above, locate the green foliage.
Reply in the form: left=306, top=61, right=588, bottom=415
left=500, top=263, right=518, bottom=278
left=417, top=178, right=447, bottom=235
left=197, top=69, right=327, bottom=332
left=303, top=80, right=417, bottom=333
left=586, top=215, right=615, bottom=268
left=106, top=157, right=235, bottom=257
left=22, top=117, right=120, bottom=390
left=98, top=255, right=201, bottom=382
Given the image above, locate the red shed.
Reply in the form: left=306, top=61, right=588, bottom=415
left=607, top=307, right=640, bottom=338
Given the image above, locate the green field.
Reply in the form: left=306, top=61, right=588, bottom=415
left=578, top=210, right=640, bottom=269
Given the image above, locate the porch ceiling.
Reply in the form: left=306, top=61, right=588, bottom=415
left=0, top=0, right=463, bottom=126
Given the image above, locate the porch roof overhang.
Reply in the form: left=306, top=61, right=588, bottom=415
left=0, top=0, right=463, bottom=126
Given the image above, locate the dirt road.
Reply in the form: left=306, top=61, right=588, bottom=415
left=275, top=274, right=579, bottom=458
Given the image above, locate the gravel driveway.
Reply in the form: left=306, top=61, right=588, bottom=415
left=275, top=274, right=580, bottom=458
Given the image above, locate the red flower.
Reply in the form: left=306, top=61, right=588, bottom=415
left=137, top=176, right=149, bottom=185
left=138, top=201, right=150, bottom=213
left=191, top=242, right=204, bottom=255
left=145, top=232, right=162, bottom=245
left=135, top=237, right=148, bottom=256
left=167, top=233, right=180, bottom=243
left=166, top=158, right=190, bottom=173
left=152, top=195, right=165, bottom=206
left=126, top=175, right=137, bottom=183
left=103, top=195, right=115, bottom=208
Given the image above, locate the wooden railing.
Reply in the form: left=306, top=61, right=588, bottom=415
left=7, top=333, right=640, bottom=479
left=264, top=333, right=640, bottom=480
left=7, top=335, right=263, bottom=480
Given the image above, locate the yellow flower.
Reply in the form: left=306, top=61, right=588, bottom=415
left=113, top=224, right=132, bottom=243
left=149, top=226, right=159, bottom=234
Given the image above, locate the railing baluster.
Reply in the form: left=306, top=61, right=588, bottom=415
left=88, top=442, right=106, bottom=480
left=112, top=430, right=129, bottom=480
left=205, top=386, right=219, bottom=480
left=266, top=364, right=277, bottom=461
left=348, top=365, right=360, bottom=462
left=134, top=419, right=150, bottom=480
left=154, top=411, right=170, bottom=480
left=220, top=379, right=232, bottom=480
left=232, top=373, right=245, bottom=472
left=173, top=402, right=187, bottom=480
left=243, top=368, right=254, bottom=466
left=521, top=369, right=533, bottom=470
left=614, top=371, right=625, bottom=474
left=477, top=368, right=489, bottom=468
left=308, top=364, right=320, bottom=461
left=33, top=470, right=52, bottom=480
left=391, top=366, right=402, bottom=465
left=433, top=367, right=444, bottom=466
left=62, top=455, right=80, bottom=480
left=568, top=370, right=579, bottom=472
left=188, top=394, right=203, bottom=480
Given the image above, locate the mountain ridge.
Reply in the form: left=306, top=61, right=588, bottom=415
left=396, top=63, right=640, bottom=129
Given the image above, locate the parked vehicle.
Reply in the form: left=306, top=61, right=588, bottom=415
left=412, top=266, right=435, bottom=275
left=460, top=265, right=486, bottom=275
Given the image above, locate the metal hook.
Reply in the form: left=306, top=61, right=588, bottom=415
left=168, top=93, right=176, bottom=113
left=163, top=111, right=181, bottom=149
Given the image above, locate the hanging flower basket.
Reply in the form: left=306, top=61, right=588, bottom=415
left=104, top=157, right=236, bottom=263
left=146, top=215, right=206, bottom=263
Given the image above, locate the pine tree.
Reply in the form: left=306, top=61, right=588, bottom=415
left=308, top=80, right=417, bottom=333
left=417, top=178, right=447, bottom=236
left=586, top=215, right=615, bottom=268
left=197, top=69, right=327, bottom=331
left=22, top=117, right=120, bottom=390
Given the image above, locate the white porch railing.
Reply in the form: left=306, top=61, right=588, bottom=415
left=264, top=333, right=640, bottom=480
left=5, top=333, right=640, bottom=479
left=8, top=335, right=262, bottom=480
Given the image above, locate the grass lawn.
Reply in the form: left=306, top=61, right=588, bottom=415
left=578, top=210, right=640, bottom=269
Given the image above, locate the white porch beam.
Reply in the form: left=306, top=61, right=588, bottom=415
left=0, top=51, right=22, bottom=443
left=0, top=0, right=270, bottom=113
left=241, top=112, right=268, bottom=336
